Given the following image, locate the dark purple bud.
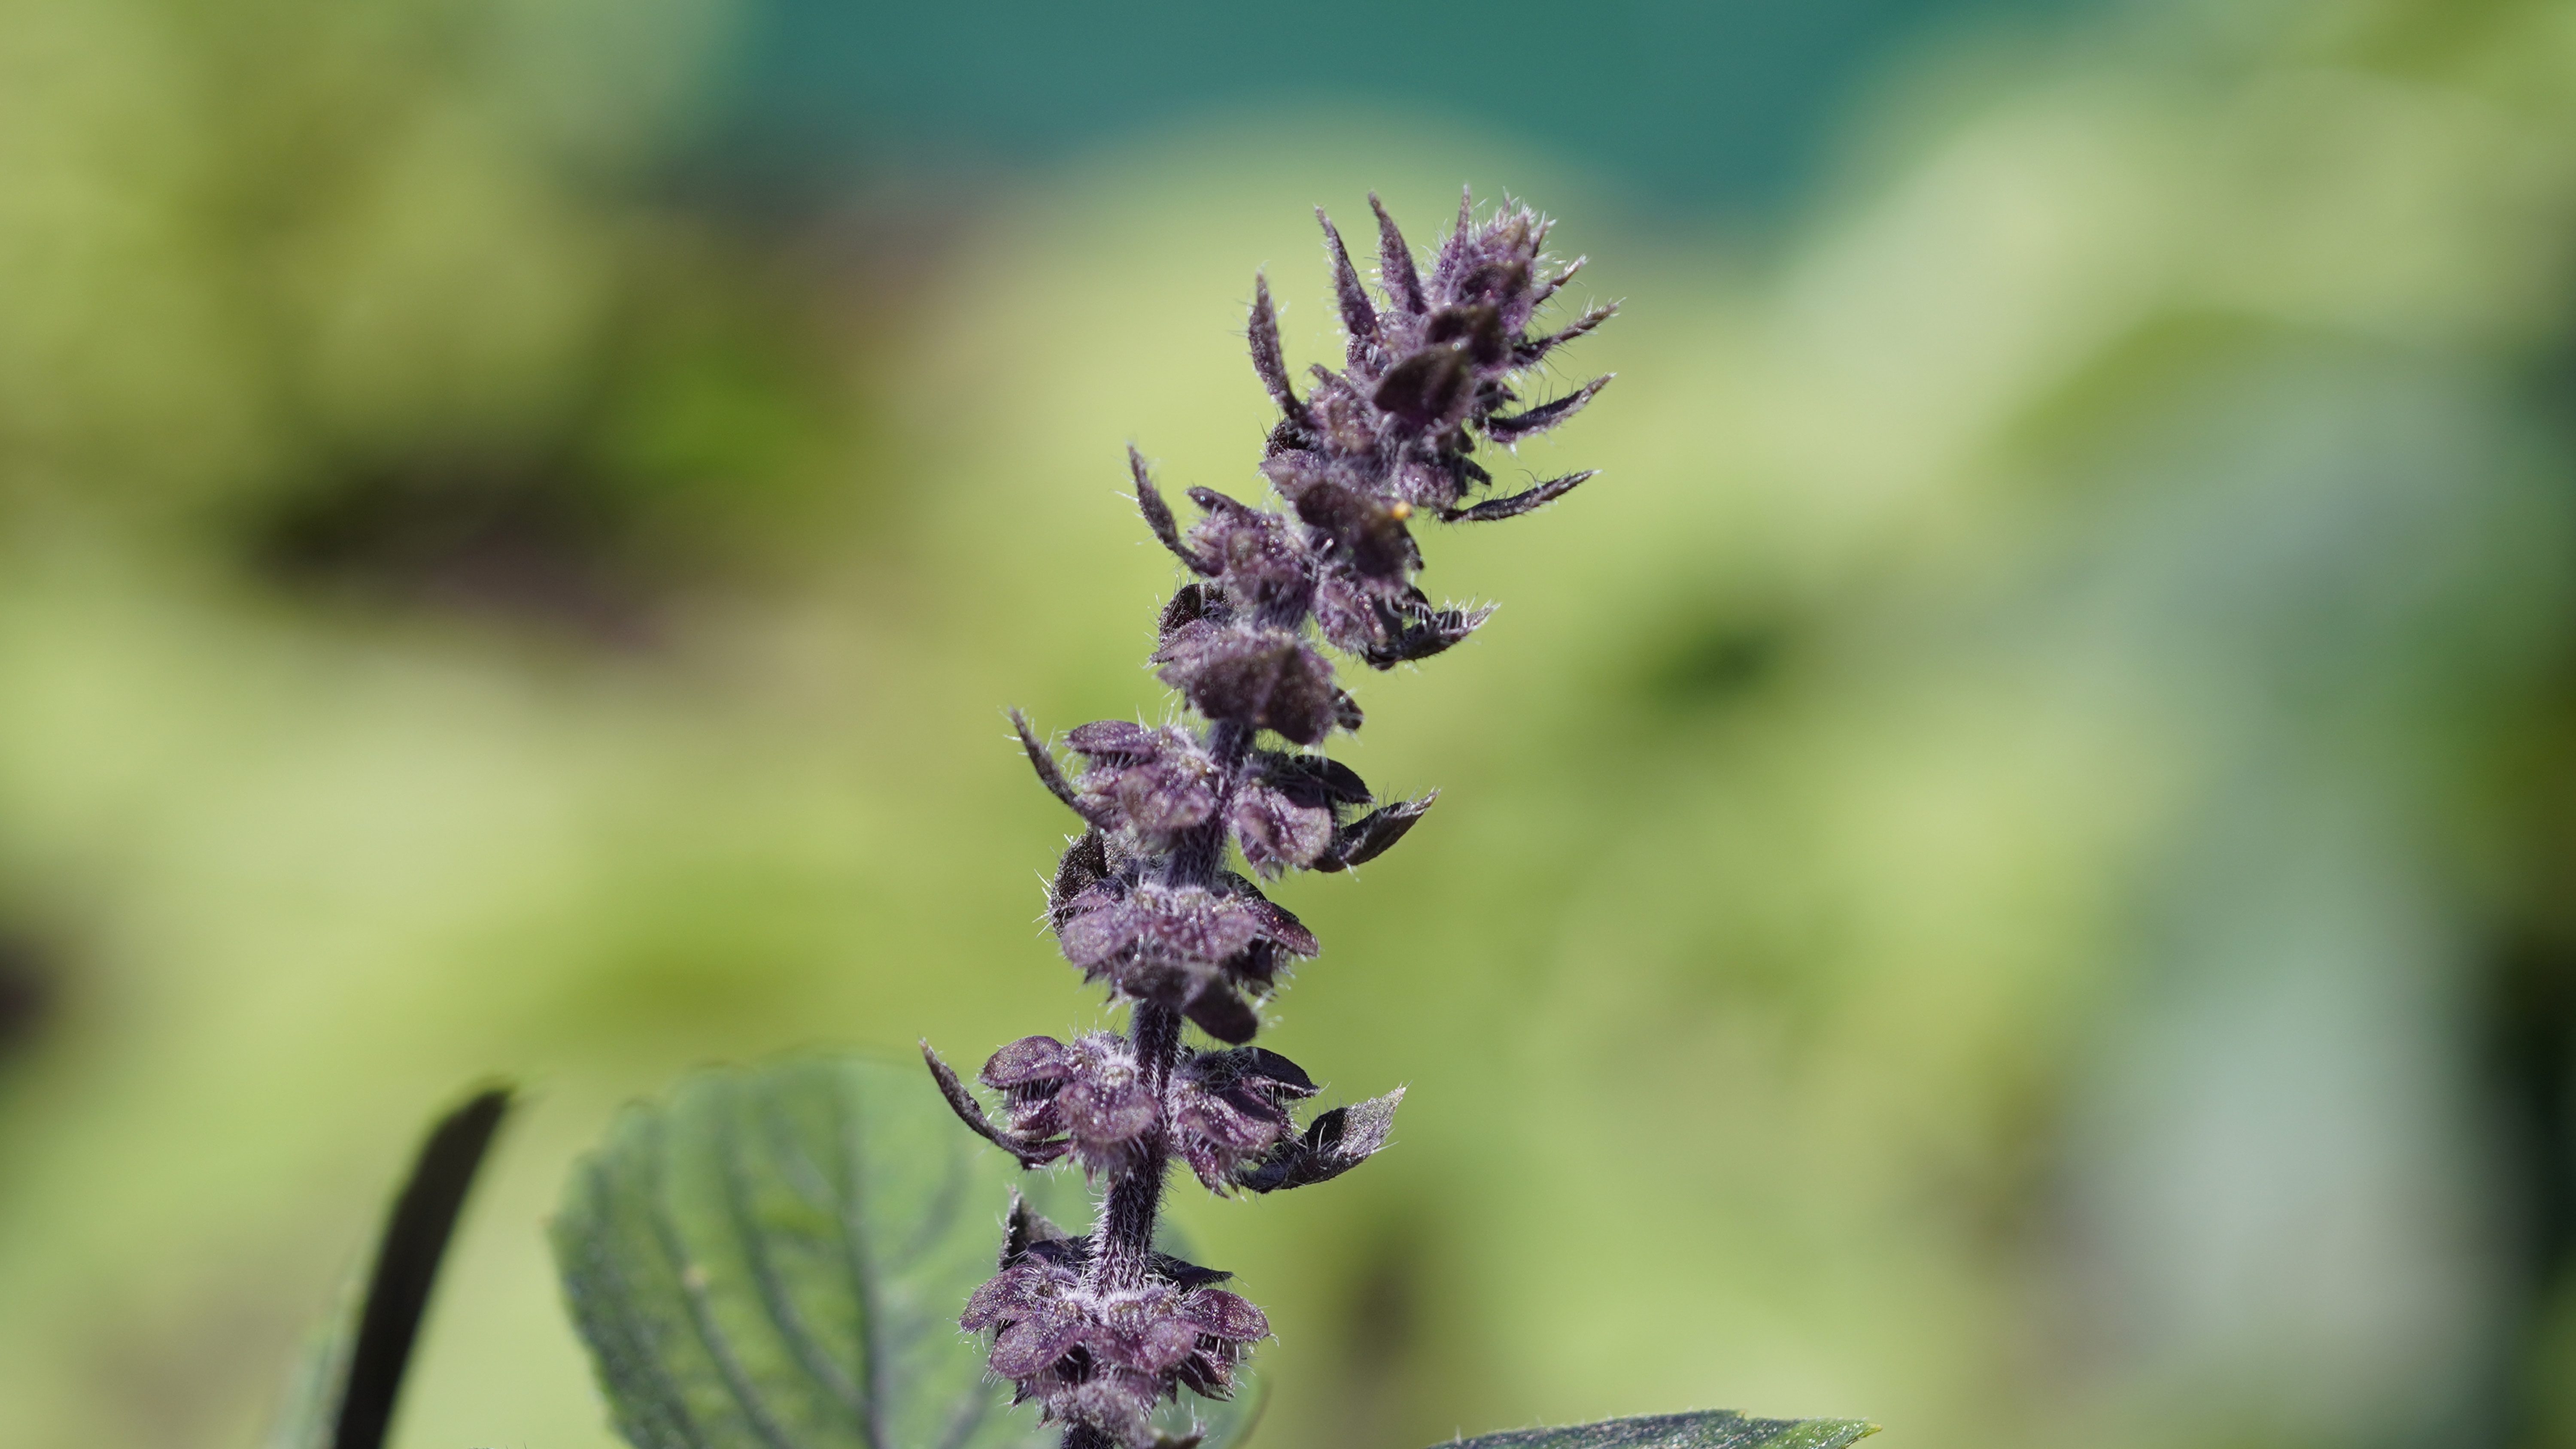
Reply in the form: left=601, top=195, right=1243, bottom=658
left=1483, top=374, right=1610, bottom=443
left=1372, top=343, right=1473, bottom=430
left=1425, top=302, right=1508, bottom=367
left=1360, top=599, right=1492, bottom=669
left=1532, top=254, right=1587, bottom=304
left=1151, top=621, right=1343, bottom=744
left=1442, top=470, right=1597, bottom=524
left=1452, top=258, right=1535, bottom=328
left=1382, top=450, right=1487, bottom=518
left=1190, top=1100, right=1284, bottom=1156
left=1314, top=792, right=1435, bottom=872
left=1237, top=1046, right=1317, bottom=1093
left=1107, top=764, right=1218, bottom=837
left=1252, top=749, right=1373, bottom=809
left=1053, top=885, right=1138, bottom=970
left=1067, top=723, right=1219, bottom=846
left=1063, top=719, right=1160, bottom=761
left=1002, top=1189, right=1072, bottom=1261
left=1428, top=185, right=1476, bottom=296
left=972, top=1032, right=1163, bottom=1177
left=1178, top=1287, right=1269, bottom=1342
left=1170, top=1046, right=1319, bottom=1190
left=1282, top=476, right=1421, bottom=582
left=1132, top=447, right=1217, bottom=575
left=1301, top=375, right=1382, bottom=461
left=1513, top=302, right=1614, bottom=366
left=1369, top=192, right=1427, bottom=317
left=980, top=1035, right=1070, bottom=1088
left=1229, top=782, right=1334, bottom=876
left=1060, top=1089, right=1156, bottom=1172
left=1235, top=1087, right=1404, bottom=1192
left=991, top=1315, right=1088, bottom=1377
left=1184, top=487, right=1311, bottom=612
left=1153, top=1255, right=1235, bottom=1290
left=1316, top=209, right=1379, bottom=366
left=1058, top=882, right=1252, bottom=968
left=1053, top=874, right=1315, bottom=1042
left=1137, top=1316, right=1202, bottom=1373
left=1158, top=582, right=1216, bottom=641
left=1227, top=877, right=1318, bottom=956
left=1012, top=709, right=1109, bottom=827
left=1332, top=687, right=1365, bottom=734
left=1246, top=274, right=1308, bottom=424
left=1261, top=416, right=1316, bottom=466
left=1180, top=980, right=1261, bottom=1045
left=960, top=1269, right=1034, bottom=1332
left=923, top=1040, right=1067, bottom=1168
left=1048, top=830, right=1111, bottom=929
left=1310, top=575, right=1383, bottom=660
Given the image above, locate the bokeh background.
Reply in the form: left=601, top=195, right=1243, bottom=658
left=6, top=0, right=2576, bottom=1447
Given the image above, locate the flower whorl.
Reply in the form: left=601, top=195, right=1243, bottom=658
left=962, top=1200, right=1269, bottom=1449
left=925, top=192, right=1610, bottom=1449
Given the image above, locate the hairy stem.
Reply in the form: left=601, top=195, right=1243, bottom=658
left=1166, top=720, right=1253, bottom=887
left=1088, top=1001, right=1181, bottom=1293
left=1086, top=722, right=1249, bottom=1322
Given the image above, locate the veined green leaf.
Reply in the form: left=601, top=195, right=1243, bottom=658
left=555, top=1053, right=1248, bottom=1449
left=1441, top=1411, right=1877, bottom=1449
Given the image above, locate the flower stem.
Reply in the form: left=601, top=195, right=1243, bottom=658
left=1087, top=1000, right=1181, bottom=1294
left=1167, top=720, right=1253, bottom=887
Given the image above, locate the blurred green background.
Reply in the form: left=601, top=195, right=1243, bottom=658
left=6, top=1, right=2576, bottom=1448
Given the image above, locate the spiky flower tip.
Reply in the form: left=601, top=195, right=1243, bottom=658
left=924, top=191, right=1612, bottom=1449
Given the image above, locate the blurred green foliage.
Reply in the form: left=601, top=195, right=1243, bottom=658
left=0, top=0, right=857, bottom=612
left=6, top=3, right=2576, bottom=1449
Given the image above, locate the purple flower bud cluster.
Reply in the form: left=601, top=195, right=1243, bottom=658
left=968, top=1034, right=1320, bottom=1191
left=925, top=192, right=1611, bottom=1449
left=961, top=1198, right=1270, bottom=1449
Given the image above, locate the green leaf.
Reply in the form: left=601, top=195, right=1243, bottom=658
left=268, top=1085, right=514, bottom=1449
left=555, top=1053, right=1157, bottom=1449
left=1441, top=1411, right=1877, bottom=1449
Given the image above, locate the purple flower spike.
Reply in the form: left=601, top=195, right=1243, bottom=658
left=940, top=194, right=1611, bottom=1449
